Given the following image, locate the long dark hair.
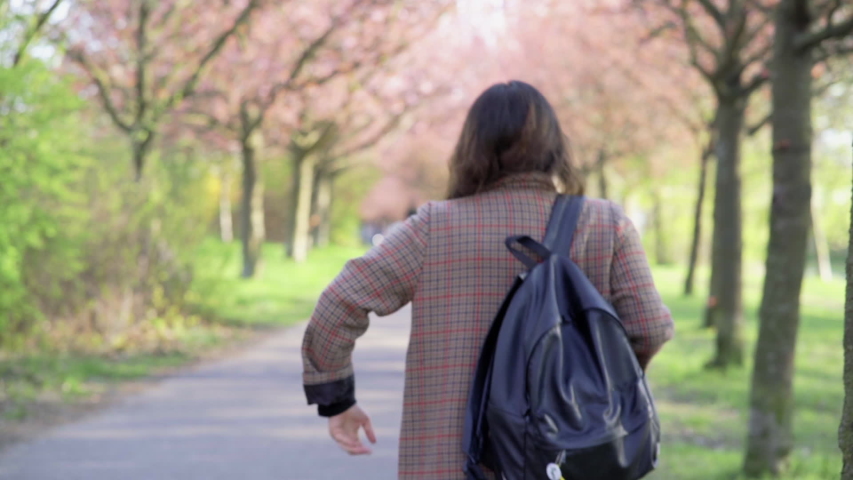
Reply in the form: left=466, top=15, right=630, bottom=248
left=446, top=81, right=584, bottom=199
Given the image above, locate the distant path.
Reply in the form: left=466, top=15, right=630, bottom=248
left=0, top=308, right=411, bottom=480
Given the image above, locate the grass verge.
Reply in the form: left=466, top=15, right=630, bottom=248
left=0, top=240, right=361, bottom=424
left=647, top=266, right=844, bottom=480
left=189, top=240, right=365, bottom=327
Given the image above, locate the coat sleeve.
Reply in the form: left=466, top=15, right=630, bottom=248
left=302, top=203, right=430, bottom=416
left=608, top=204, right=674, bottom=366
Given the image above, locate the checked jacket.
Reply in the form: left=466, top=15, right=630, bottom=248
left=302, top=172, right=674, bottom=479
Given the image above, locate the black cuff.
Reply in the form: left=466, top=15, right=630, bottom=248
left=304, top=376, right=356, bottom=417
left=318, top=398, right=356, bottom=417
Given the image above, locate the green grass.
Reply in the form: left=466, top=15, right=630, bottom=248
left=646, top=266, right=844, bottom=479
left=0, top=352, right=191, bottom=419
left=0, top=322, right=241, bottom=419
left=189, top=239, right=366, bottom=327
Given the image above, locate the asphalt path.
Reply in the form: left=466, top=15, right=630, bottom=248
left=0, top=307, right=411, bottom=480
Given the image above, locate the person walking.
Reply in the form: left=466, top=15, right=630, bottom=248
left=301, top=80, right=674, bottom=479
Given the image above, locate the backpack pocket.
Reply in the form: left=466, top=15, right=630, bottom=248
left=485, top=407, right=528, bottom=478
left=524, top=417, right=659, bottom=480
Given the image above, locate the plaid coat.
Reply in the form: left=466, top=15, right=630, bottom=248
left=302, top=172, right=674, bottom=479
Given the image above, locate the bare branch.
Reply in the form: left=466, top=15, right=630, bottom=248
left=688, top=46, right=718, bottom=81
left=251, top=17, right=343, bottom=129
left=719, top=3, right=752, bottom=70
left=255, top=0, right=441, bottom=133
left=12, top=0, right=63, bottom=67
left=701, top=132, right=716, bottom=161
left=696, top=0, right=727, bottom=28
left=746, top=111, right=771, bottom=136
left=742, top=8, right=774, bottom=48
left=823, top=0, right=843, bottom=29
left=182, top=111, right=222, bottom=131
left=813, top=77, right=837, bottom=97
left=333, top=110, right=404, bottom=158
left=739, top=70, right=769, bottom=96
left=664, top=0, right=720, bottom=60
left=639, top=20, right=677, bottom=43
left=813, top=37, right=853, bottom=62
left=744, top=0, right=774, bottom=15
left=67, top=49, right=133, bottom=133
left=180, top=90, right=233, bottom=132
left=157, top=0, right=261, bottom=117
left=666, top=0, right=719, bottom=79
left=135, top=1, right=152, bottom=125
left=741, top=41, right=773, bottom=69
left=332, top=88, right=448, bottom=159
left=247, top=1, right=380, bottom=133
left=795, top=14, right=853, bottom=51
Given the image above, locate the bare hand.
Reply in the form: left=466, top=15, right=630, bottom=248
left=329, top=404, right=376, bottom=455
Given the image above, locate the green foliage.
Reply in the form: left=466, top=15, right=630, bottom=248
left=41, top=141, right=218, bottom=354
left=0, top=59, right=218, bottom=351
left=0, top=60, right=89, bottom=345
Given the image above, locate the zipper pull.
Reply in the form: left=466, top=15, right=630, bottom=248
left=547, top=451, right=567, bottom=480
left=546, top=463, right=563, bottom=480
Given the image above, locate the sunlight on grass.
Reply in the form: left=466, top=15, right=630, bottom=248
left=646, top=266, right=844, bottom=479
left=190, top=239, right=365, bottom=326
left=0, top=353, right=191, bottom=419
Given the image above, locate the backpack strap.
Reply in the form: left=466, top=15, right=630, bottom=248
left=505, top=235, right=552, bottom=269
left=543, top=195, right=584, bottom=255
left=504, top=196, right=584, bottom=269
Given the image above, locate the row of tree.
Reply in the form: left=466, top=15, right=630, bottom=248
left=631, top=0, right=852, bottom=474
left=55, top=0, right=457, bottom=276
left=485, top=0, right=853, bottom=476
left=4, top=0, right=853, bottom=477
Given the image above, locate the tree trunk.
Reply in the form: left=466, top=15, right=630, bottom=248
left=309, top=166, right=322, bottom=247
left=596, top=149, right=609, bottom=200
left=684, top=142, right=712, bottom=296
left=315, top=173, right=334, bottom=248
left=811, top=194, right=833, bottom=282
left=703, top=246, right=719, bottom=328
left=707, top=96, right=745, bottom=369
left=839, top=140, right=853, bottom=480
left=285, top=158, right=299, bottom=258
left=652, top=189, right=670, bottom=265
left=131, top=130, right=155, bottom=182
left=743, top=1, right=813, bottom=474
left=704, top=164, right=720, bottom=329
left=289, top=153, right=317, bottom=263
left=239, top=137, right=264, bottom=278
left=219, top=161, right=234, bottom=243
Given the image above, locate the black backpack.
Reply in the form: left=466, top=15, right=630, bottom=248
left=462, top=195, right=660, bottom=480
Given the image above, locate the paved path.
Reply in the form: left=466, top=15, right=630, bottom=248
left=0, top=307, right=411, bottom=480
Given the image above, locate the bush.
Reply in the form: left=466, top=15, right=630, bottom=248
left=31, top=142, right=217, bottom=354
left=0, top=60, right=217, bottom=352
left=0, top=61, right=89, bottom=347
